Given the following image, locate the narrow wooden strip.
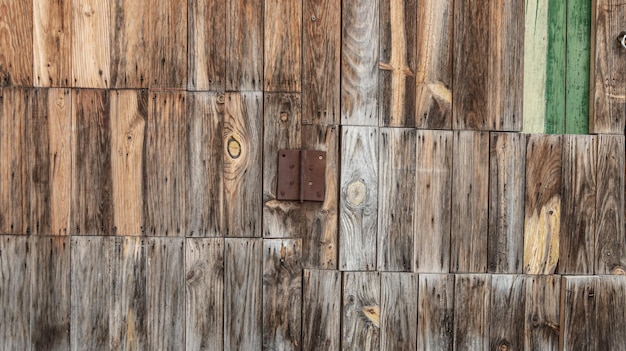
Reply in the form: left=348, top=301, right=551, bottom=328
left=264, top=0, right=302, bottom=92
left=110, top=0, right=149, bottom=88
left=148, top=0, right=187, bottom=88
left=188, top=0, right=227, bottom=91
left=71, top=0, right=110, bottom=88
left=453, top=274, right=490, bottom=351
left=0, top=236, right=31, bottom=349
left=0, top=0, right=33, bottom=86
left=544, top=0, right=566, bottom=134
left=417, top=274, right=454, bottom=351
left=595, top=276, right=626, bottom=349
left=380, top=273, right=417, bottom=351
left=339, top=126, right=378, bottom=271
left=524, top=275, right=560, bottom=351
left=522, top=0, right=548, bottom=133
left=302, top=269, right=341, bottom=351
left=33, top=0, right=71, bottom=87
left=489, top=275, right=525, bottom=350
left=226, top=0, right=263, bottom=91
left=560, top=276, right=598, bottom=351
left=342, top=271, right=380, bottom=351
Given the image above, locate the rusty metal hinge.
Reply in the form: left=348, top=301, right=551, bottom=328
left=277, top=149, right=326, bottom=202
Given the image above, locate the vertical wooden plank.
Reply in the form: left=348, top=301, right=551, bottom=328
left=488, top=132, right=525, bottom=273
left=417, top=274, right=454, bottom=351
left=0, top=0, right=33, bottom=86
left=188, top=0, right=227, bottom=91
left=596, top=135, right=626, bottom=274
left=144, top=91, right=188, bottom=236
left=524, top=275, right=560, bottom=351
left=263, top=93, right=302, bottom=238
left=262, top=239, right=302, bottom=351
left=453, top=274, right=490, bottom=351
left=377, top=128, right=416, bottom=271
left=523, top=0, right=548, bottom=133
left=415, top=130, right=452, bottom=273
left=146, top=238, right=185, bottom=350
left=227, top=0, right=263, bottom=91
left=341, top=0, right=379, bottom=126
left=380, top=273, right=417, bottom=351
left=186, top=238, right=225, bottom=351
left=110, top=0, right=149, bottom=88
left=71, top=89, right=113, bottom=235
left=223, top=92, right=263, bottom=237
left=188, top=92, right=225, bottom=237
left=339, top=126, right=378, bottom=271
left=148, top=0, right=187, bottom=88
left=489, top=275, right=525, bottom=351
left=524, top=135, right=562, bottom=274
left=0, top=236, right=31, bottom=350
left=595, top=276, right=626, bottom=349
left=71, top=0, right=110, bottom=88
left=70, top=236, right=111, bottom=351
left=451, top=131, right=489, bottom=273
left=264, top=0, right=302, bottom=92
left=342, top=271, right=380, bottom=351
left=30, top=236, right=70, bottom=350
left=302, top=269, right=341, bottom=351
left=545, top=0, right=567, bottom=134
left=302, top=0, right=340, bottom=125
left=378, top=0, right=416, bottom=127
left=560, top=276, right=597, bottom=351
left=559, top=135, right=596, bottom=274
left=33, top=0, right=71, bottom=87
left=225, top=238, right=262, bottom=350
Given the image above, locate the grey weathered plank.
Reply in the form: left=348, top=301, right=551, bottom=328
left=596, top=276, right=626, bottom=349
left=71, top=0, right=110, bottom=88
left=488, top=132, right=526, bottom=273
left=342, top=271, right=380, bottom=351
left=148, top=0, right=187, bottom=88
left=186, top=238, right=224, bottom=351
left=377, top=128, right=416, bottom=271
left=225, top=238, right=262, bottom=350
left=341, top=0, right=379, bottom=125
left=0, top=236, right=31, bottom=350
left=340, top=126, right=378, bottom=271
left=524, top=275, right=560, bottom=351
left=451, top=131, right=489, bottom=273
left=560, top=276, right=598, bottom=351
left=380, top=273, right=417, bottom=351
left=264, top=0, right=301, bottom=92
left=489, top=275, right=525, bottom=350
left=0, top=0, right=33, bottom=86
left=188, top=0, right=226, bottom=91
left=417, top=274, right=454, bottom=351
left=34, top=0, right=71, bottom=87
left=110, top=0, right=149, bottom=88
left=262, top=239, right=302, bottom=351
left=415, top=130, right=452, bottom=273
left=302, top=269, right=341, bottom=351
left=453, top=274, right=490, bottom=351
left=227, top=0, right=263, bottom=91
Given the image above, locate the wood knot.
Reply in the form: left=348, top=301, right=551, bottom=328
left=217, top=94, right=225, bottom=104
left=227, top=136, right=242, bottom=159
left=362, top=305, right=380, bottom=327
left=346, top=181, right=367, bottom=207
left=280, top=112, right=288, bottom=122
left=612, top=266, right=626, bottom=275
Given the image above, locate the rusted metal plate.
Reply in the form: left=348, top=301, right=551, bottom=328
left=277, top=149, right=301, bottom=201
left=277, top=149, right=326, bottom=202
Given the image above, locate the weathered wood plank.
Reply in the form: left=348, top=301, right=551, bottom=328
left=489, top=275, right=525, bottom=351
left=188, top=0, right=226, bottom=91
left=453, top=274, right=490, bottom=351
left=488, top=132, right=525, bottom=273
left=0, top=236, right=31, bottom=349
left=559, top=135, right=596, bottom=274
left=377, top=128, right=415, bottom=271
left=342, top=271, right=380, bottom=351
left=522, top=0, right=549, bottom=133
left=415, top=130, right=452, bottom=273
left=415, top=0, right=453, bottom=129
left=263, top=93, right=302, bottom=238
left=596, top=135, right=626, bottom=274
left=595, top=276, right=626, bottom=349
left=262, top=239, right=302, bottom=351
left=33, top=0, right=71, bottom=87
left=545, top=0, right=567, bottom=134
left=225, top=238, right=262, bottom=350
left=417, top=274, right=454, bottom=351
left=110, top=0, right=149, bottom=88
left=227, top=0, right=263, bottom=91
left=524, top=135, right=562, bottom=274
left=144, top=91, right=188, bottom=236
left=340, top=126, right=378, bottom=271
left=302, top=0, right=340, bottom=125
left=71, top=89, right=113, bottom=235
left=0, top=0, right=32, bottom=86
left=302, top=269, right=341, bottom=351
left=451, top=131, right=489, bottom=273
left=147, top=0, right=187, bottom=88
left=223, top=92, right=262, bottom=237
left=380, top=273, right=417, bottom=351
left=264, top=0, right=301, bottom=92
left=560, top=276, right=598, bottom=351
left=524, top=275, right=560, bottom=351
left=341, top=0, right=379, bottom=125
left=71, top=0, right=110, bottom=88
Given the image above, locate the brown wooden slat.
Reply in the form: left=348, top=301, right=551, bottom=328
left=560, top=276, right=598, bottom=351
left=110, top=0, right=149, bottom=88
left=188, top=0, right=227, bottom=91
left=227, top=0, right=263, bottom=91
left=417, top=274, right=454, bottom=351
left=595, top=276, right=626, bottom=349
left=71, top=0, right=110, bottom=88
left=0, top=236, right=31, bottom=349
left=0, top=0, right=32, bottom=86
left=148, top=0, right=187, bottom=88
left=453, top=274, right=490, bottom=351
left=524, top=275, right=560, bottom=351
left=33, top=0, right=71, bottom=87
left=380, top=273, right=417, bottom=351
left=489, top=275, right=525, bottom=350
left=302, top=269, right=341, bottom=351
left=342, top=271, right=380, bottom=351
left=264, top=0, right=301, bottom=92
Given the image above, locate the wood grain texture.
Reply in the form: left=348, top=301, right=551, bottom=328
left=71, top=0, right=110, bottom=88
left=71, top=89, right=113, bottom=235
left=453, top=274, right=490, bottom=351
left=187, top=92, right=225, bottom=237
left=147, top=0, right=187, bottom=88
left=342, top=271, right=380, bottom=351
left=595, top=135, right=626, bottom=274
left=415, top=0, right=453, bottom=129
left=545, top=0, right=567, bottom=134
left=560, top=276, right=598, bottom=351
left=415, top=130, right=452, bottom=273
left=188, top=0, right=226, bottom=91
left=186, top=238, right=224, bottom=351
left=33, top=0, right=71, bottom=87
left=264, top=0, right=301, bottom=92
left=379, top=0, right=416, bottom=127
left=302, top=0, right=340, bottom=124
left=377, top=128, right=416, bottom=271
left=489, top=275, right=525, bottom=351
left=223, top=92, right=263, bottom=237
left=0, top=236, right=31, bottom=350
left=302, top=269, right=341, bottom=351
left=595, top=276, right=626, bottom=349
left=522, top=0, right=548, bottom=133
left=0, top=0, right=33, bottom=86
left=340, top=126, right=378, bottom=271
left=488, top=132, right=526, bottom=273
left=525, top=275, right=560, bottom=351
left=110, top=0, right=149, bottom=88
left=559, top=135, right=596, bottom=274
left=451, top=131, right=489, bottom=273
left=263, top=93, right=302, bottom=238
left=341, top=0, right=379, bottom=125
left=225, top=238, right=262, bottom=350
left=417, top=274, right=454, bottom=351
left=144, top=91, right=188, bottom=236
left=380, top=273, right=417, bottom=351
left=227, top=0, right=263, bottom=91
left=524, top=135, right=562, bottom=274
left=262, top=239, right=302, bottom=351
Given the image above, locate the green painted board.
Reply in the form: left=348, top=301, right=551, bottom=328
left=544, top=0, right=566, bottom=134
left=565, top=0, right=591, bottom=134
